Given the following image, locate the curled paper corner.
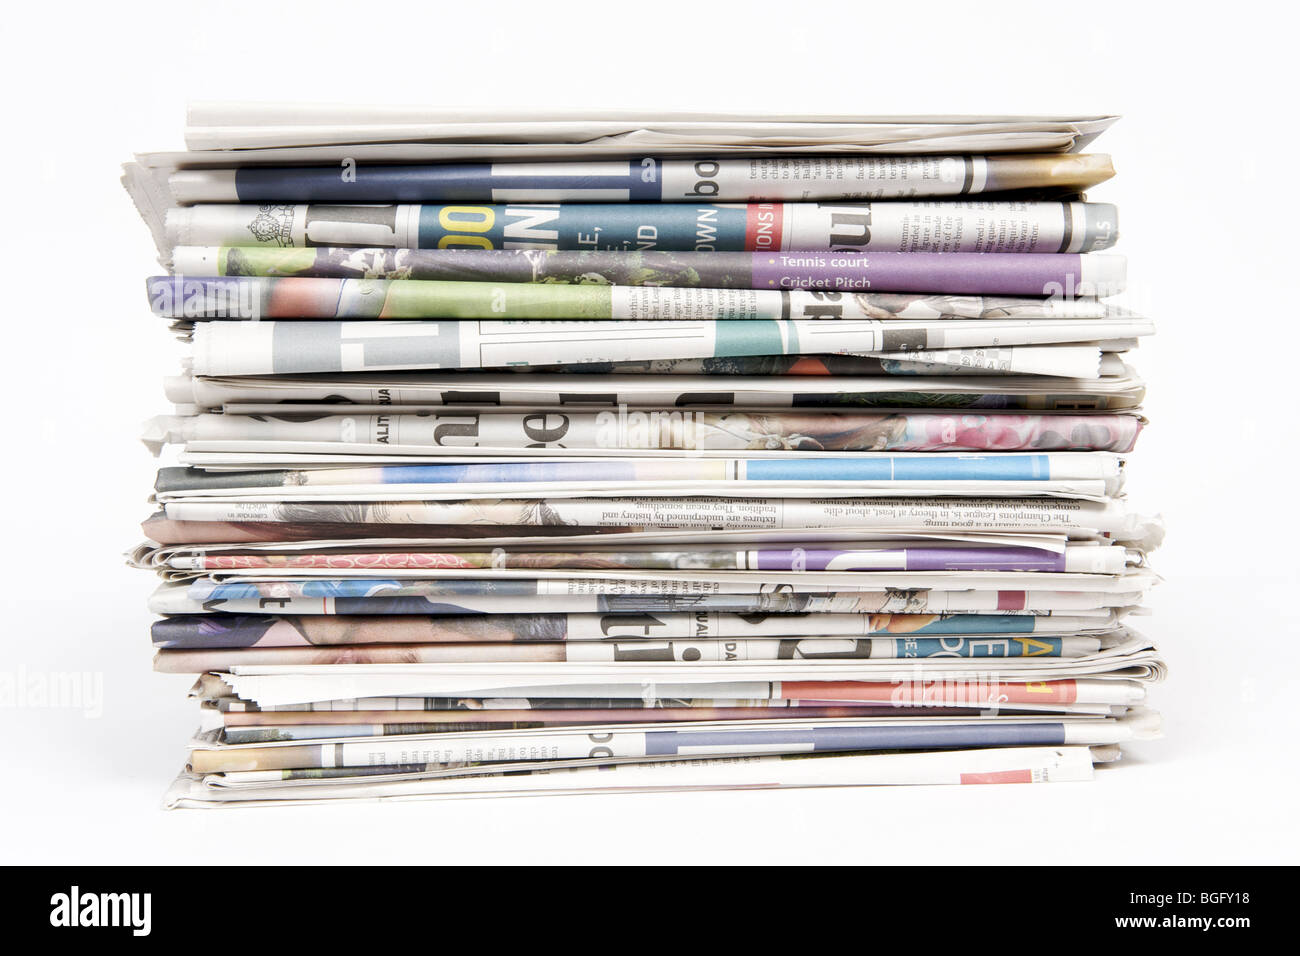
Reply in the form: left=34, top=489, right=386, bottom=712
left=141, top=415, right=182, bottom=457
left=121, top=161, right=178, bottom=260
left=1070, top=121, right=1121, bottom=153
left=160, top=773, right=199, bottom=812
left=1125, top=707, right=1164, bottom=740
left=1142, top=513, right=1167, bottom=553
left=1120, top=514, right=1165, bottom=554
left=1089, top=743, right=1124, bottom=764
left=124, top=542, right=163, bottom=569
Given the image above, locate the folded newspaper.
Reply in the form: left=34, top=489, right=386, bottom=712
left=123, top=107, right=1162, bottom=808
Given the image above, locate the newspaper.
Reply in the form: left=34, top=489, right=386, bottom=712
left=171, top=108, right=1119, bottom=153
left=161, top=746, right=1108, bottom=806
left=136, top=527, right=1090, bottom=561
left=191, top=700, right=1154, bottom=732
left=203, top=634, right=1165, bottom=709
left=185, top=345, right=1117, bottom=385
left=154, top=631, right=1120, bottom=673
left=165, top=152, right=1118, bottom=206
left=154, top=453, right=1129, bottom=482
left=164, top=365, right=1146, bottom=412
left=162, top=201, right=1119, bottom=256
left=140, top=508, right=1164, bottom=548
left=152, top=485, right=1120, bottom=507
left=209, top=705, right=1097, bottom=729
left=145, top=568, right=1149, bottom=607
left=154, top=590, right=1142, bottom=621
left=149, top=494, right=1149, bottom=533
left=182, top=708, right=1158, bottom=773
left=161, top=564, right=1153, bottom=595
left=150, top=274, right=1130, bottom=322
left=173, top=247, right=1127, bottom=299
left=206, top=691, right=1127, bottom=717
left=147, top=410, right=1145, bottom=456
left=123, top=107, right=1167, bottom=805
left=136, top=520, right=1156, bottom=559
left=152, top=603, right=1144, bottom=630
left=182, top=320, right=1148, bottom=378
left=168, top=407, right=1140, bottom=465
left=216, top=697, right=1113, bottom=726
left=151, top=454, right=1129, bottom=502
left=162, top=565, right=1146, bottom=610
left=142, top=496, right=1158, bottom=552
left=472, top=351, right=1136, bottom=377
left=198, top=671, right=1152, bottom=709
left=140, top=513, right=1162, bottom=551
left=125, top=112, right=1118, bottom=266
left=167, top=153, right=1116, bottom=203
left=153, top=539, right=1134, bottom=574
left=152, top=609, right=1115, bottom=648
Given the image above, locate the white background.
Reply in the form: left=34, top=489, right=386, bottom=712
left=2, top=0, right=1296, bottom=864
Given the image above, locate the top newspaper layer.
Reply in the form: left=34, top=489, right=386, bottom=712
left=122, top=113, right=1118, bottom=248
left=163, top=154, right=1115, bottom=204
left=124, top=111, right=1119, bottom=256
left=177, top=107, right=1118, bottom=155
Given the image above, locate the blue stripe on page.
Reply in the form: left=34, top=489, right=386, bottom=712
left=643, top=722, right=1067, bottom=755
left=744, top=455, right=1052, bottom=481
left=377, top=462, right=640, bottom=483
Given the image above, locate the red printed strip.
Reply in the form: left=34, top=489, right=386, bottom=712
left=778, top=679, right=1079, bottom=706
left=745, top=203, right=784, bottom=252
left=960, top=769, right=1035, bottom=785
left=997, top=591, right=1028, bottom=611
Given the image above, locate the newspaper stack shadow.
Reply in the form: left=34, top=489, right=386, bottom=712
left=122, top=108, right=1163, bottom=807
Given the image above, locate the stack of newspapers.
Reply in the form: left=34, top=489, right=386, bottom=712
left=123, top=108, right=1164, bottom=808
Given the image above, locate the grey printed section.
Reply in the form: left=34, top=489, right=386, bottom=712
left=271, top=322, right=462, bottom=373
left=1081, top=203, right=1119, bottom=252
left=881, top=328, right=929, bottom=351
left=363, top=332, right=456, bottom=369
left=273, top=321, right=344, bottom=373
